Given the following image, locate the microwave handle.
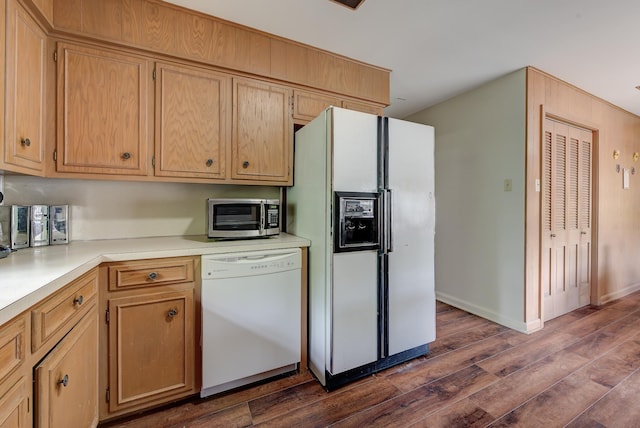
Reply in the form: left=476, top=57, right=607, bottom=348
left=260, top=203, right=266, bottom=233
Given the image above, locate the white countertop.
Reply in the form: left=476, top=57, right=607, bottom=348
left=0, top=233, right=310, bottom=325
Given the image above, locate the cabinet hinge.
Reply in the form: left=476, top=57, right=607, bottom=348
left=53, top=149, right=57, bottom=162
left=152, top=156, right=155, bottom=168
left=53, top=51, right=57, bottom=62
left=105, top=308, right=110, bottom=324
left=152, top=68, right=156, bottom=80
left=289, top=96, right=294, bottom=115
left=27, top=397, right=30, bottom=413
left=106, top=387, right=110, bottom=403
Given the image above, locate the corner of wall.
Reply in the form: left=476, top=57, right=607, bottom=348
left=408, top=69, right=527, bottom=326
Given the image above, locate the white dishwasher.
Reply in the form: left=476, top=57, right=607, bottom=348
left=200, top=248, right=302, bottom=398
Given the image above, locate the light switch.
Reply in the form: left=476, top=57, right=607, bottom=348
left=623, top=169, right=630, bottom=189
left=504, top=179, right=512, bottom=192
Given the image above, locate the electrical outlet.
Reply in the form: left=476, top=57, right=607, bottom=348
left=504, top=178, right=512, bottom=192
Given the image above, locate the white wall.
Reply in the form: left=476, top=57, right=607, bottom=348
left=406, top=69, right=527, bottom=331
left=2, top=176, right=279, bottom=241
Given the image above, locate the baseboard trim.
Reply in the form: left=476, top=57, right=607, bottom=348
left=436, top=291, right=531, bottom=334
left=598, top=282, right=640, bottom=305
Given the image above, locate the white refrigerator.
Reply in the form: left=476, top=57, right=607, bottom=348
left=287, top=107, right=435, bottom=390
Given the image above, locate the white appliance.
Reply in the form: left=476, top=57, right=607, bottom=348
left=200, top=248, right=301, bottom=397
left=287, top=107, right=435, bottom=390
left=207, top=198, right=280, bottom=239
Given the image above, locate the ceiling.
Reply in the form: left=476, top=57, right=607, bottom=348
left=164, top=0, right=640, bottom=119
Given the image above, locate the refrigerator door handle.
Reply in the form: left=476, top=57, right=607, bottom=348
left=378, top=190, right=386, bottom=255
left=386, top=189, right=394, bottom=253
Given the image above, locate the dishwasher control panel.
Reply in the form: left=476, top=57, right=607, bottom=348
left=202, top=248, right=301, bottom=279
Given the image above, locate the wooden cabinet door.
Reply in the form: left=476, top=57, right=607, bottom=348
left=232, top=78, right=292, bottom=184
left=292, top=89, right=341, bottom=123
left=0, top=376, right=30, bottom=428
left=35, top=309, right=99, bottom=428
left=56, top=42, right=150, bottom=176
left=3, top=1, right=46, bottom=174
left=107, top=289, right=195, bottom=413
left=342, top=100, right=384, bottom=116
left=155, top=62, right=230, bottom=180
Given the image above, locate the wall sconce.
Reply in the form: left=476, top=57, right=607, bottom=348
left=633, top=152, right=639, bottom=162
left=613, top=150, right=620, bottom=160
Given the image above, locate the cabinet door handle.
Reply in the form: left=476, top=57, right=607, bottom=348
left=73, top=295, right=84, bottom=306
left=550, top=234, right=556, bottom=238
left=21, top=138, right=31, bottom=147
left=58, top=374, right=69, bottom=387
left=167, top=308, right=178, bottom=318
left=206, top=159, right=214, bottom=167
left=121, top=152, right=131, bottom=160
left=147, top=272, right=158, bottom=280
left=242, top=160, right=249, bottom=169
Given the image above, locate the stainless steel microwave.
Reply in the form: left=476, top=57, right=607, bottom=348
left=207, top=198, right=280, bottom=239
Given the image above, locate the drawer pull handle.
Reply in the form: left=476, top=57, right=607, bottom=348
left=73, top=295, right=84, bottom=306
left=58, top=374, right=69, bottom=387
left=121, top=152, right=131, bottom=160
left=242, top=160, right=249, bottom=169
left=148, top=272, right=158, bottom=280
left=167, top=308, right=178, bottom=318
left=206, top=159, right=214, bottom=167
left=21, top=138, right=31, bottom=147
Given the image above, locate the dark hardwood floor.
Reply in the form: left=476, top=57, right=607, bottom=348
left=102, top=291, right=640, bottom=427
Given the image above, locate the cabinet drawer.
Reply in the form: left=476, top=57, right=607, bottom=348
left=31, top=269, right=98, bottom=353
left=0, top=316, right=26, bottom=385
left=108, top=257, right=195, bottom=291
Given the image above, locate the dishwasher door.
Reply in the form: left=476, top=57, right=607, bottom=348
left=201, top=248, right=302, bottom=397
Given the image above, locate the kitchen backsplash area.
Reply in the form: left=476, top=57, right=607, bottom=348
left=1, top=175, right=279, bottom=241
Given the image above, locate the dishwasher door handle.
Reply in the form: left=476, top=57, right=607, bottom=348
left=242, top=255, right=269, bottom=261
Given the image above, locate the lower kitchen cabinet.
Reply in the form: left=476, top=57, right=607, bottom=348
left=34, top=307, right=99, bottom=428
left=0, top=312, right=29, bottom=428
left=106, top=289, right=195, bottom=413
left=0, top=375, right=30, bottom=428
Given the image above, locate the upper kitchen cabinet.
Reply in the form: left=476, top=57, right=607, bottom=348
left=55, top=42, right=151, bottom=176
left=1, top=0, right=47, bottom=175
left=232, top=77, right=293, bottom=184
left=0, top=0, right=388, bottom=184
left=292, top=89, right=384, bottom=125
left=154, top=62, right=230, bottom=180
left=342, top=100, right=384, bottom=116
left=50, top=0, right=389, bottom=107
left=292, top=90, right=342, bottom=124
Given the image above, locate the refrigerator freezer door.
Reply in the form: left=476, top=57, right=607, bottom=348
left=330, top=251, right=378, bottom=374
left=331, top=107, right=378, bottom=192
left=386, top=118, right=436, bottom=356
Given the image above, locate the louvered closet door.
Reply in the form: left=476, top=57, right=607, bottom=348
left=541, top=118, right=593, bottom=321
